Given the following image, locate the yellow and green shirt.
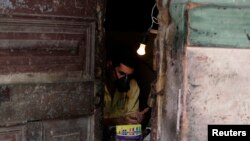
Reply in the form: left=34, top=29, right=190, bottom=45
left=104, top=79, right=140, bottom=119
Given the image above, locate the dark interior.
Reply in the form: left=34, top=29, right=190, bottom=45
left=104, top=0, right=158, bottom=129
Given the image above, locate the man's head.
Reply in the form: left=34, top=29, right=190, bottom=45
left=114, top=55, right=135, bottom=78
left=112, top=52, right=137, bottom=92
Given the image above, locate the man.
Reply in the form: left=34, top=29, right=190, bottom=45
left=103, top=52, right=151, bottom=141
left=104, top=54, right=148, bottom=126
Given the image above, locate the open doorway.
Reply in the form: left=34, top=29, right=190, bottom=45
left=103, top=0, right=158, bottom=140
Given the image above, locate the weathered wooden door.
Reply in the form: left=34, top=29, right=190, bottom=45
left=0, top=0, right=104, bottom=141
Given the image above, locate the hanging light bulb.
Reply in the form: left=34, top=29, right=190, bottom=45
left=137, top=43, right=146, bottom=55
left=137, top=3, right=158, bottom=56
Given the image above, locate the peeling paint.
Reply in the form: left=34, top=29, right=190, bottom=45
left=191, top=0, right=250, bottom=6
left=0, top=0, right=101, bottom=140
left=188, top=6, right=250, bottom=48
left=0, top=0, right=14, bottom=9
left=34, top=4, right=53, bottom=13
left=16, top=0, right=29, bottom=9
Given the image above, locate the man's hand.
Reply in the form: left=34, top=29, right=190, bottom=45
left=126, top=107, right=150, bottom=124
left=104, top=107, right=151, bottom=126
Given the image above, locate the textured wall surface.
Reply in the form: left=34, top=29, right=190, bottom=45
left=185, top=47, right=250, bottom=141
left=168, top=1, right=250, bottom=141
left=188, top=6, right=250, bottom=48
left=191, top=0, right=250, bottom=5
left=172, top=0, right=250, bottom=5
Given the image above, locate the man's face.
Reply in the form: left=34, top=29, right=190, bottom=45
left=114, top=63, right=134, bottom=92
left=115, top=63, right=134, bottom=79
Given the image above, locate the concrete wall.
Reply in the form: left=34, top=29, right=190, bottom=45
left=185, top=47, right=250, bottom=141
left=166, top=0, right=250, bottom=141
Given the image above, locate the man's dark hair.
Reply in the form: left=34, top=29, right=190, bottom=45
left=112, top=47, right=137, bottom=69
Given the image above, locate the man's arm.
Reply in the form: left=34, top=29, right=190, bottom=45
left=104, top=107, right=151, bottom=127
left=104, top=115, right=139, bottom=127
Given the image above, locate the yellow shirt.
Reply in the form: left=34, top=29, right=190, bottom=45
left=104, top=79, right=140, bottom=119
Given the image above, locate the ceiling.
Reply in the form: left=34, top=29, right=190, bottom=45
left=104, top=0, right=157, bottom=32
left=104, top=0, right=157, bottom=68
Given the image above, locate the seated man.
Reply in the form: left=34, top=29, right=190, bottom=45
left=104, top=54, right=147, bottom=126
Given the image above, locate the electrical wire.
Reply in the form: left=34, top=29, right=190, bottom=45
left=147, top=3, right=159, bottom=32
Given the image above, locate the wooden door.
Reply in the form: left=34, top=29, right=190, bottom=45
left=0, top=0, right=104, bottom=140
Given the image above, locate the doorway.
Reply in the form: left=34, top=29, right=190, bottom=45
left=104, top=0, right=158, bottom=140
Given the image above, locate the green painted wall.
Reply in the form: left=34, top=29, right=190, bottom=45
left=188, top=6, right=250, bottom=48
left=170, top=1, right=250, bottom=48
left=172, top=0, right=250, bottom=6
left=191, top=0, right=250, bottom=6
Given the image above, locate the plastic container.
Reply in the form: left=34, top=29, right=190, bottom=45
left=115, top=124, right=142, bottom=141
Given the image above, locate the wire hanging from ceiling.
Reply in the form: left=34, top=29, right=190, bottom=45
left=137, top=2, right=158, bottom=56
left=147, top=3, right=159, bottom=32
